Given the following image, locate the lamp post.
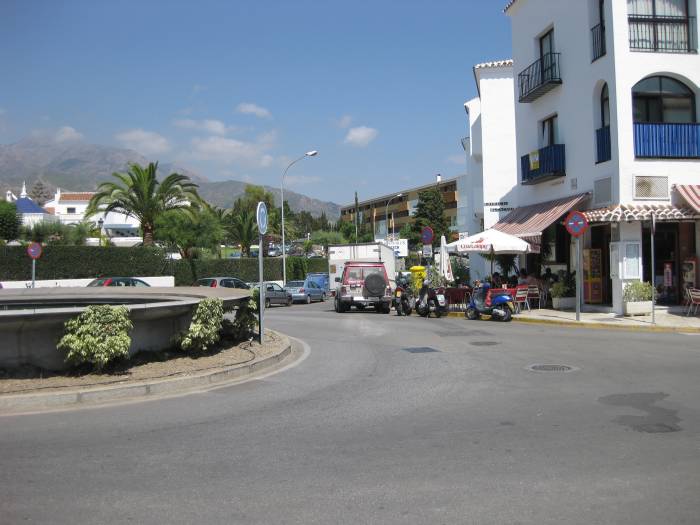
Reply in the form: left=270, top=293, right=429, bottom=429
left=281, top=150, right=318, bottom=285
left=384, top=193, right=403, bottom=241
left=97, top=218, right=104, bottom=247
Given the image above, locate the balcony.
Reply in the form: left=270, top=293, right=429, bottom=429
left=628, top=15, right=697, bottom=53
left=596, top=126, right=611, bottom=163
left=634, top=123, right=700, bottom=158
left=518, top=53, right=562, bottom=103
left=520, top=144, right=566, bottom=185
left=591, top=23, right=606, bottom=61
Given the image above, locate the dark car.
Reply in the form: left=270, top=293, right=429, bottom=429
left=253, top=282, right=292, bottom=307
left=195, top=277, right=250, bottom=289
left=87, top=277, right=150, bottom=287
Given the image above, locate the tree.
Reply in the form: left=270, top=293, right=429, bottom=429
left=226, top=209, right=258, bottom=256
left=29, top=180, right=52, bottom=206
left=411, top=187, right=449, bottom=245
left=0, top=201, right=21, bottom=241
left=156, top=207, right=225, bottom=259
left=310, top=230, right=346, bottom=250
left=86, top=162, right=200, bottom=245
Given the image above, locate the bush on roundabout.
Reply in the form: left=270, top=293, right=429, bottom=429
left=177, top=298, right=225, bottom=353
left=57, top=305, right=133, bottom=371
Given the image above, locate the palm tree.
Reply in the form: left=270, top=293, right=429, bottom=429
left=86, top=162, right=200, bottom=245
left=227, top=209, right=257, bottom=256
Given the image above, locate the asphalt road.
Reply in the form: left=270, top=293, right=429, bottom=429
left=2, top=302, right=700, bottom=524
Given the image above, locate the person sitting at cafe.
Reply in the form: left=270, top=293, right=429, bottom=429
left=491, top=272, right=503, bottom=288
left=517, top=268, right=529, bottom=285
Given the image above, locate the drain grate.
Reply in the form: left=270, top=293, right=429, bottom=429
left=403, top=347, right=440, bottom=354
left=470, top=341, right=499, bottom=347
left=528, top=364, right=575, bottom=372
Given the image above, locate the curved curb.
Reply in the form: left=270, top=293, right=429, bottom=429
left=0, top=334, right=293, bottom=415
left=446, top=311, right=700, bottom=333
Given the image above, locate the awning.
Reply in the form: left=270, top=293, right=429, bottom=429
left=492, top=193, right=590, bottom=243
left=584, top=203, right=699, bottom=223
left=675, top=185, right=700, bottom=214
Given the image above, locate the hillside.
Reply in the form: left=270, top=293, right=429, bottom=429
left=0, top=138, right=340, bottom=218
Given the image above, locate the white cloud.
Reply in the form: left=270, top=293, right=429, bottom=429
left=344, top=126, right=378, bottom=147
left=446, top=154, right=465, bottom=165
left=236, top=102, right=272, bottom=119
left=115, top=129, right=171, bottom=155
left=336, top=115, right=353, bottom=128
left=190, top=135, right=275, bottom=168
left=173, top=118, right=230, bottom=135
left=54, top=126, right=83, bottom=143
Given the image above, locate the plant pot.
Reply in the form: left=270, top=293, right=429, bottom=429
left=552, top=296, right=576, bottom=310
left=623, top=300, right=652, bottom=316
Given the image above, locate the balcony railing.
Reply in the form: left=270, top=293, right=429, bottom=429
left=628, top=15, right=697, bottom=53
left=517, top=52, right=562, bottom=103
left=596, top=126, right=611, bottom=163
left=591, top=23, right=606, bottom=61
left=520, top=144, right=566, bottom=185
left=634, top=122, right=700, bottom=158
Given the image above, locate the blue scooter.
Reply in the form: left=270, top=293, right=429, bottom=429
left=465, top=282, right=514, bottom=322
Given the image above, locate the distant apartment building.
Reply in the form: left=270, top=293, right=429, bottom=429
left=490, top=0, right=700, bottom=313
left=339, top=176, right=458, bottom=239
left=457, top=59, right=519, bottom=279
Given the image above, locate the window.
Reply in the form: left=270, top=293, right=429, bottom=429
left=628, top=0, right=694, bottom=52
left=540, top=115, right=558, bottom=147
left=628, top=0, right=687, bottom=17
left=539, top=29, right=556, bottom=81
left=632, top=76, right=695, bottom=123
left=634, top=175, right=669, bottom=199
left=67, top=207, right=76, bottom=214
left=601, top=84, right=610, bottom=127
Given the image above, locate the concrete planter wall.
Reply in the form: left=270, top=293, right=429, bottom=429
left=552, top=296, right=576, bottom=310
left=623, top=300, right=652, bottom=316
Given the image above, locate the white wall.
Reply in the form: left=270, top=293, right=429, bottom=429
left=0, top=276, right=175, bottom=289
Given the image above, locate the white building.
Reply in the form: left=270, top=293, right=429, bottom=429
left=5, top=183, right=57, bottom=226
left=490, top=0, right=700, bottom=313
left=457, top=60, right=519, bottom=279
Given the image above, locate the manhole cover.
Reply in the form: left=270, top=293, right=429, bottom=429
left=528, top=364, right=576, bottom=372
left=403, top=347, right=440, bottom=354
left=470, top=341, right=499, bottom=347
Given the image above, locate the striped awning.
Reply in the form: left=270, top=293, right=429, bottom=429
left=676, top=185, right=700, bottom=213
left=584, top=203, right=699, bottom=223
left=492, top=193, right=590, bottom=240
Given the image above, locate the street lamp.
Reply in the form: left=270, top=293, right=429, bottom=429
left=384, top=193, right=403, bottom=240
left=281, top=150, right=318, bottom=285
left=97, top=218, right=104, bottom=247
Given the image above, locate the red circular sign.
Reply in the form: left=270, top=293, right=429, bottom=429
left=564, top=211, right=589, bottom=238
left=421, top=226, right=434, bottom=245
left=27, top=242, right=42, bottom=260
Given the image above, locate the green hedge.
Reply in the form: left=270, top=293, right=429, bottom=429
left=0, top=246, right=328, bottom=286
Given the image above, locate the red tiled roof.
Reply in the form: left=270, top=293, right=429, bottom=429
left=584, top=204, right=699, bottom=223
left=60, top=192, right=94, bottom=201
left=676, top=185, right=700, bottom=214
left=44, top=207, right=55, bottom=215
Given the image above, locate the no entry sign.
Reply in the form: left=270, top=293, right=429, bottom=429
left=27, top=242, right=42, bottom=260
left=565, top=211, right=589, bottom=238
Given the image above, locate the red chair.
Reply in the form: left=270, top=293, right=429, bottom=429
left=513, top=285, right=530, bottom=313
left=687, top=288, right=700, bottom=316
left=527, top=285, right=541, bottom=309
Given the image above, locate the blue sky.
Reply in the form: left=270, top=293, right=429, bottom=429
left=0, top=0, right=512, bottom=204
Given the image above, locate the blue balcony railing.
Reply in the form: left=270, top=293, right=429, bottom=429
left=634, top=122, right=700, bottom=158
left=520, top=144, right=566, bottom=185
left=596, top=126, right=611, bottom=163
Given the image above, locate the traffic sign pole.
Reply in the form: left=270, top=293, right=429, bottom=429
left=256, top=202, right=268, bottom=344
left=564, top=212, right=589, bottom=323
left=32, top=259, right=36, bottom=289
left=576, top=237, right=581, bottom=322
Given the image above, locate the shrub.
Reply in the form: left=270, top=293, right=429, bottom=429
left=57, top=305, right=133, bottom=371
left=550, top=270, right=576, bottom=298
left=222, top=299, right=258, bottom=342
left=0, top=201, right=21, bottom=241
left=623, top=281, right=654, bottom=302
left=178, top=298, right=224, bottom=353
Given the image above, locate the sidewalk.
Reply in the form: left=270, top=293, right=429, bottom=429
left=513, top=305, right=700, bottom=332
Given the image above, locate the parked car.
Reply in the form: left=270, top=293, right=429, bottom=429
left=87, top=277, right=150, bottom=287
left=195, top=277, right=250, bottom=289
left=267, top=247, right=282, bottom=257
left=306, top=272, right=330, bottom=292
left=285, top=279, right=326, bottom=303
left=334, top=261, right=392, bottom=313
left=253, top=282, right=293, bottom=307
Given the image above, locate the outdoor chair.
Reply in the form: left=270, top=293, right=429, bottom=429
left=513, top=285, right=530, bottom=313
left=527, top=285, right=541, bottom=309
left=687, top=288, right=700, bottom=316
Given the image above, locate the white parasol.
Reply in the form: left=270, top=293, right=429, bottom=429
left=445, top=229, right=533, bottom=275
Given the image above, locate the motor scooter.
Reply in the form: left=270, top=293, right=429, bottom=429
left=465, top=282, right=514, bottom=322
left=393, top=281, right=414, bottom=316
left=416, top=283, right=448, bottom=318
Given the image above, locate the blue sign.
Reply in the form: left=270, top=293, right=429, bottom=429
left=27, top=242, right=42, bottom=260
left=256, top=202, right=268, bottom=235
left=421, top=226, right=434, bottom=245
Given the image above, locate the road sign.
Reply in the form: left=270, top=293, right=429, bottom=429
left=256, top=202, right=268, bottom=235
left=564, top=211, right=589, bottom=238
left=422, top=244, right=433, bottom=258
left=421, top=226, right=434, bottom=245
left=27, top=242, right=42, bottom=260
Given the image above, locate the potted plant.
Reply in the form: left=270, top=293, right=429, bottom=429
left=622, top=281, right=653, bottom=316
left=550, top=280, right=576, bottom=310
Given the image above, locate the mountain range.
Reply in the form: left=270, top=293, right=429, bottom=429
left=0, top=138, right=341, bottom=218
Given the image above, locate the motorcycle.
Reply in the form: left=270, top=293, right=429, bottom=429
left=393, top=281, right=414, bottom=316
left=416, top=284, right=448, bottom=318
left=465, top=282, right=514, bottom=322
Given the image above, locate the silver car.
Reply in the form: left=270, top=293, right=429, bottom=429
left=284, top=279, right=326, bottom=304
